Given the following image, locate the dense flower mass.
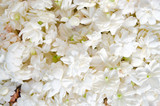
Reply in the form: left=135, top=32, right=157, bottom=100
left=0, top=0, right=160, bottom=106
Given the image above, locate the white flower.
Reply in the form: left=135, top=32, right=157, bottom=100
left=43, top=26, right=57, bottom=45
left=67, top=16, right=80, bottom=27
left=42, top=63, right=73, bottom=103
left=61, top=52, right=91, bottom=77
left=122, top=16, right=137, bottom=28
left=94, top=10, right=125, bottom=35
left=5, top=43, right=23, bottom=72
left=43, top=79, right=61, bottom=97
left=43, top=78, right=73, bottom=103
left=93, top=68, right=120, bottom=98
left=16, top=93, right=46, bottom=106
left=19, top=80, right=45, bottom=106
left=58, top=23, right=73, bottom=40
left=138, top=31, right=160, bottom=58
left=61, top=0, right=73, bottom=10
left=131, top=49, right=144, bottom=67
left=51, top=38, right=68, bottom=56
left=73, top=72, right=95, bottom=96
left=28, top=10, right=57, bottom=30
left=91, top=48, right=120, bottom=72
left=42, top=62, right=64, bottom=81
left=61, top=44, right=91, bottom=77
left=0, top=0, right=14, bottom=16
left=136, top=60, right=160, bottom=89
left=5, top=42, right=32, bottom=83
left=8, top=1, right=28, bottom=16
left=0, top=81, right=17, bottom=104
left=108, top=83, right=140, bottom=106
left=73, top=0, right=96, bottom=10
left=29, top=52, right=48, bottom=80
left=110, top=29, right=138, bottom=57
left=99, top=0, right=118, bottom=12
left=30, top=0, right=53, bottom=10
left=75, top=91, right=104, bottom=106
left=118, top=61, right=133, bottom=77
left=79, top=6, right=96, bottom=25
left=0, top=49, right=10, bottom=81
left=0, top=1, right=28, bottom=30
left=140, top=89, right=160, bottom=106
left=0, top=65, right=10, bottom=81
left=136, top=0, right=160, bottom=25
left=118, top=0, right=137, bottom=14
left=80, top=18, right=92, bottom=25
left=1, top=0, right=160, bottom=105
left=0, top=49, right=6, bottom=63
left=85, top=92, right=104, bottom=106
left=19, top=22, right=44, bottom=45
left=90, top=55, right=106, bottom=71
left=85, top=31, right=101, bottom=49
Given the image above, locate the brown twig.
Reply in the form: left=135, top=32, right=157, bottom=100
left=9, top=85, right=21, bottom=106
left=103, top=97, right=111, bottom=106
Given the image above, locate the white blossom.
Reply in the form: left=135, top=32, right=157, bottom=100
left=110, top=29, right=138, bottom=57
left=0, top=0, right=160, bottom=105
left=136, top=0, right=160, bottom=25
left=61, top=44, right=91, bottom=77
left=85, top=31, right=102, bottom=49
left=19, top=22, right=44, bottom=45
left=29, top=0, right=53, bottom=11
left=93, top=68, right=120, bottom=98
left=136, top=60, right=160, bottom=89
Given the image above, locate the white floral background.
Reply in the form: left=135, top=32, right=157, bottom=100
left=0, top=0, right=160, bottom=106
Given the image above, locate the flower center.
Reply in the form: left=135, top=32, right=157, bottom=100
left=55, top=0, right=62, bottom=6
left=52, top=55, right=61, bottom=63
left=105, top=76, right=109, bottom=82
left=121, top=57, right=130, bottom=61
left=83, top=93, right=87, bottom=98
left=70, top=35, right=74, bottom=41
left=30, top=49, right=37, bottom=55
left=110, top=0, right=115, bottom=2
left=14, top=13, right=20, bottom=21
left=131, top=81, right=135, bottom=86
left=38, top=21, right=43, bottom=25
left=117, top=94, right=122, bottom=99
left=147, top=74, right=150, bottom=78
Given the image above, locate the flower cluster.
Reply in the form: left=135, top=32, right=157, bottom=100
left=0, top=0, right=160, bottom=106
